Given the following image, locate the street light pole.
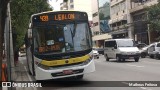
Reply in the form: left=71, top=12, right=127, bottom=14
left=5, top=2, right=11, bottom=82
left=5, top=1, right=14, bottom=83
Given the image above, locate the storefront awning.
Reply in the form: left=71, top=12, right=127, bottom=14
left=92, top=33, right=112, bottom=41
left=109, top=29, right=128, bottom=35
left=108, top=15, right=127, bottom=25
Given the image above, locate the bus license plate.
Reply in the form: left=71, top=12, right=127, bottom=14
left=63, top=70, right=73, bottom=75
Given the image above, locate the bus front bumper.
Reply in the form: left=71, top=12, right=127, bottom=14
left=35, top=59, right=95, bottom=80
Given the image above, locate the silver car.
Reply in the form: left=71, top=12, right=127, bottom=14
left=93, top=49, right=99, bottom=59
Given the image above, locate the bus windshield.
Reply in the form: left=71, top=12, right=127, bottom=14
left=33, top=22, right=92, bottom=54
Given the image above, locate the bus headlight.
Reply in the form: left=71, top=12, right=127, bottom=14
left=35, top=61, right=50, bottom=70
left=89, top=54, right=93, bottom=60
left=80, top=54, right=93, bottom=65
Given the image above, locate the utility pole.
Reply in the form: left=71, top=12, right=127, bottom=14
left=5, top=2, right=14, bottom=82
left=5, top=3, right=11, bottom=81
left=8, top=2, right=15, bottom=81
left=0, top=8, right=2, bottom=82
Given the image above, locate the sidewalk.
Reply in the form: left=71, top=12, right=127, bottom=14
left=13, top=57, right=35, bottom=90
left=2, top=57, right=35, bottom=90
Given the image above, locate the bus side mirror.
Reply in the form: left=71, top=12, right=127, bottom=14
left=28, top=28, right=32, bottom=38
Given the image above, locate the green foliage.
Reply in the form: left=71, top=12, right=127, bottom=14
left=147, top=2, right=160, bottom=41
left=10, top=0, right=52, bottom=49
left=148, top=2, right=160, bottom=31
left=99, top=13, right=105, bottom=20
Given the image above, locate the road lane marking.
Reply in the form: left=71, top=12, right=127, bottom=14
left=126, top=64, right=137, bottom=67
left=142, top=61, right=160, bottom=65
left=126, top=64, right=144, bottom=68
left=140, top=87, right=147, bottom=89
left=136, top=66, right=145, bottom=68
left=147, top=89, right=152, bottom=90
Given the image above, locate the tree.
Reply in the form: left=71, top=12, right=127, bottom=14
left=99, top=13, right=105, bottom=20
left=147, top=1, right=160, bottom=40
left=10, top=0, right=52, bottom=50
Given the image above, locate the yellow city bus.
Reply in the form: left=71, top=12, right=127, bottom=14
left=25, top=11, right=95, bottom=80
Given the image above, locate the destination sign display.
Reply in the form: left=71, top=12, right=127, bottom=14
left=32, top=12, right=88, bottom=22
left=54, top=14, right=75, bottom=21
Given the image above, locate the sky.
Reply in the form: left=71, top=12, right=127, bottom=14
left=49, top=0, right=109, bottom=10
left=49, top=0, right=63, bottom=10
left=99, top=0, right=109, bottom=7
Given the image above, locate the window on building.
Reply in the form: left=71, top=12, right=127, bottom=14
left=117, top=22, right=121, bottom=26
left=112, top=23, right=116, bottom=27
left=93, top=12, right=98, bottom=17
left=93, top=22, right=99, bottom=26
left=70, top=5, right=74, bottom=8
left=122, top=20, right=127, bottom=25
left=70, top=0, right=73, bottom=3
left=121, top=1, right=125, bottom=10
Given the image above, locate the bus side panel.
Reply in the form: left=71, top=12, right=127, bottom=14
left=26, top=47, right=34, bottom=75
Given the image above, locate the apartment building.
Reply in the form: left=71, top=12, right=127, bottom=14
left=130, top=0, right=158, bottom=44
left=109, top=0, right=159, bottom=44
left=59, top=0, right=111, bottom=47
left=60, top=0, right=93, bottom=21
left=92, top=0, right=111, bottom=48
left=109, top=0, right=133, bottom=39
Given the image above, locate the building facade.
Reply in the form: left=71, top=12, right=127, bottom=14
left=130, top=0, right=159, bottom=44
left=60, top=0, right=93, bottom=21
left=92, top=0, right=111, bottom=48
left=109, top=0, right=133, bottom=39
left=109, top=0, right=159, bottom=44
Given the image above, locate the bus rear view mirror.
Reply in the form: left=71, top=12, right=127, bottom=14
left=28, top=29, right=32, bottom=38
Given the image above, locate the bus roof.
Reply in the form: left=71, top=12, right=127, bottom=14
left=31, top=10, right=87, bottom=17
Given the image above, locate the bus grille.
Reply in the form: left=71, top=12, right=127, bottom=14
left=51, top=69, right=84, bottom=77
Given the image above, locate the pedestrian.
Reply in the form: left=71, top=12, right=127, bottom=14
left=14, top=48, right=19, bottom=66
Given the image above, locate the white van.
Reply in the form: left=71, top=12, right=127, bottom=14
left=104, top=39, right=140, bottom=62
left=148, top=42, right=160, bottom=59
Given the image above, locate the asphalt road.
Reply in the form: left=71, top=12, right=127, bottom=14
left=15, top=55, right=160, bottom=90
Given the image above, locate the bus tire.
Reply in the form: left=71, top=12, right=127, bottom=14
left=76, top=75, right=83, bottom=79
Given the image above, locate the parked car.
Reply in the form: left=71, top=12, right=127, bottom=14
left=92, top=49, right=99, bottom=59
left=140, top=45, right=150, bottom=58
left=136, top=43, right=147, bottom=50
left=19, top=51, right=26, bottom=57
left=96, top=48, right=104, bottom=55
left=148, top=42, right=160, bottom=59
left=104, top=39, right=140, bottom=62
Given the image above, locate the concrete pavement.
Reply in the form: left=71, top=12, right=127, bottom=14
left=7, top=55, right=160, bottom=90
